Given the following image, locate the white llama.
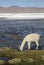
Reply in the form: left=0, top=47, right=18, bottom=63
left=19, top=33, right=40, bottom=51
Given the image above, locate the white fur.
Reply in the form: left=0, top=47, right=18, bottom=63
left=19, top=33, right=40, bottom=51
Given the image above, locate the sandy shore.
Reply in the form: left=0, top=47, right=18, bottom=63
left=0, top=13, right=44, bottom=20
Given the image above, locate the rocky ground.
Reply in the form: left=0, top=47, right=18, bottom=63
left=0, top=47, right=44, bottom=65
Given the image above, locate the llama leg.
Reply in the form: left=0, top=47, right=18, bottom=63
left=36, top=41, right=39, bottom=50
left=28, top=42, right=31, bottom=50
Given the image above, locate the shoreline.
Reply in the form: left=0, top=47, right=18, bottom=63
left=0, top=13, right=44, bottom=20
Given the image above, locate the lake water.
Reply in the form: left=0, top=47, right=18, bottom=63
left=0, top=19, right=44, bottom=49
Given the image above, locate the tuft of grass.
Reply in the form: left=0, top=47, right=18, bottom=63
left=0, top=60, right=5, bottom=65
left=8, top=58, right=21, bottom=64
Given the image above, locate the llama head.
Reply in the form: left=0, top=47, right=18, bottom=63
left=19, top=47, right=23, bottom=51
left=18, top=45, right=23, bottom=51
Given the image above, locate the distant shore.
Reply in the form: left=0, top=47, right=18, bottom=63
left=0, top=13, right=44, bottom=20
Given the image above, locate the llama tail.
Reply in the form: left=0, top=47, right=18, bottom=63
left=19, top=38, right=26, bottom=51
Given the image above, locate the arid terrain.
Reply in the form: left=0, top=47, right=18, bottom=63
left=0, top=47, right=44, bottom=65
left=0, top=6, right=44, bottom=13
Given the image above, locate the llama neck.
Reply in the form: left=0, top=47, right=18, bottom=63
left=20, top=38, right=26, bottom=51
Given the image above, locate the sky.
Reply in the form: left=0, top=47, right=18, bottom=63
left=0, top=0, right=44, bottom=7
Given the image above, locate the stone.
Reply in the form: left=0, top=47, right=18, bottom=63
left=8, top=58, right=21, bottom=64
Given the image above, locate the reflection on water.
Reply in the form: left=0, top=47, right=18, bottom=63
left=0, top=19, right=44, bottom=49
left=0, top=56, right=10, bottom=61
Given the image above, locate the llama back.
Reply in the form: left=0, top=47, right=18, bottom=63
left=24, top=33, right=40, bottom=42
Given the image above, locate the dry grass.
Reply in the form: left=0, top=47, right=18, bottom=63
left=0, top=47, right=44, bottom=65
